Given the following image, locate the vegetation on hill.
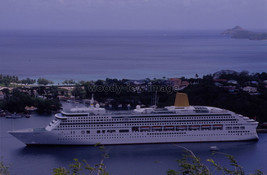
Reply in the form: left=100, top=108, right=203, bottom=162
left=182, top=75, right=267, bottom=123
left=69, top=72, right=267, bottom=123
left=0, top=71, right=267, bottom=122
left=0, top=88, right=61, bottom=114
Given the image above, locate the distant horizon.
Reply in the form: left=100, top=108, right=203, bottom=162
left=1, top=69, right=266, bottom=84
left=0, top=0, right=266, bottom=31
left=0, top=27, right=267, bottom=33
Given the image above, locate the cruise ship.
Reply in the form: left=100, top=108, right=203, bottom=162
left=9, top=93, right=259, bottom=145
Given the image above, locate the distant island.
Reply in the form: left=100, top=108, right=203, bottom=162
left=222, top=26, right=267, bottom=40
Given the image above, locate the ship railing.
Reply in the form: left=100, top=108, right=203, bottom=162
left=61, top=110, right=177, bottom=116
left=209, top=110, right=229, bottom=113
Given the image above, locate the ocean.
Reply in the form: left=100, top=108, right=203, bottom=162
left=0, top=30, right=266, bottom=82
left=0, top=115, right=266, bottom=175
left=0, top=30, right=267, bottom=174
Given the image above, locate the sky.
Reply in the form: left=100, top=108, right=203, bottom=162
left=0, top=0, right=266, bottom=31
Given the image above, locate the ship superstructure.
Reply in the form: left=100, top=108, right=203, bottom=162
left=9, top=93, right=259, bottom=145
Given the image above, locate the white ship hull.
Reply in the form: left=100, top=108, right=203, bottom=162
left=9, top=126, right=259, bottom=146
left=8, top=93, right=260, bottom=146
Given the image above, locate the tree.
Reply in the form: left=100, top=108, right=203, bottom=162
left=1, top=88, right=61, bottom=114
left=71, top=85, right=86, bottom=99
left=20, top=78, right=36, bottom=84
left=37, top=78, right=53, bottom=85
left=62, top=79, right=76, bottom=85
left=2, top=89, right=33, bottom=113
left=53, top=145, right=109, bottom=175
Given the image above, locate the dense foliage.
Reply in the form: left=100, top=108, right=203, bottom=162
left=1, top=71, right=267, bottom=122
left=70, top=73, right=267, bottom=123
left=0, top=88, right=61, bottom=114
left=182, top=74, right=267, bottom=123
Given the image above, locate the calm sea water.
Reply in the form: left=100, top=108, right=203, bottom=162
left=0, top=30, right=266, bottom=82
left=0, top=31, right=267, bottom=174
left=0, top=115, right=267, bottom=175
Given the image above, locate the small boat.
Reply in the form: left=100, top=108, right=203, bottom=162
left=25, top=114, right=31, bottom=118
left=210, top=146, right=219, bottom=151
left=6, top=113, right=23, bottom=119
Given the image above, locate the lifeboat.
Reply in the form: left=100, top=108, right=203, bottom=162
left=140, top=126, right=150, bottom=131
left=164, top=126, right=175, bottom=131
left=152, top=126, right=162, bottom=130
left=176, top=125, right=187, bottom=130
left=213, top=124, right=223, bottom=130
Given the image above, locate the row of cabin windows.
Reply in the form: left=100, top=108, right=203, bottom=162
left=71, top=127, right=249, bottom=135
left=132, top=128, right=223, bottom=132
left=112, top=116, right=233, bottom=121
left=226, top=126, right=245, bottom=130
left=59, top=132, right=252, bottom=141
left=89, top=130, right=127, bottom=134
left=58, top=121, right=236, bottom=128
left=60, top=119, right=237, bottom=126
left=62, top=115, right=233, bottom=123
left=78, top=125, right=227, bottom=135
left=56, top=122, right=238, bottom=130
left=148, top=132, right=186, bottom=135
left=148, top=133, right=250, bottom=136
left=78, top=130, right=119, bottom=134
left=72, top=116, right=109, bottom=120
left=93, top=118, right=235, bottom=122
left=228, top=130, right=249, bottom=133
